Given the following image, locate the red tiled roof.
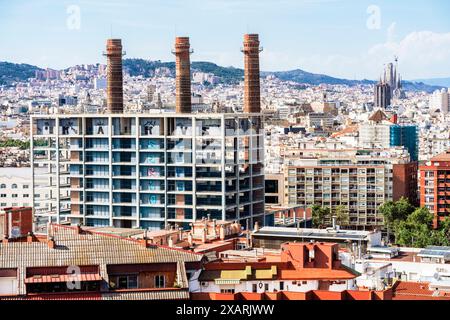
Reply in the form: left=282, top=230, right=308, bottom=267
left=431, top=151, right=450, bottom=162
left=392, top=281, right=450, bottom=300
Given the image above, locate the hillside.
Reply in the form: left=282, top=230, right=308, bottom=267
left=0, top=62, right=43, bottom=85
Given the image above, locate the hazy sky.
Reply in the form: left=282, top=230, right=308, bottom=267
left=1, top=0, right=449, bottom=80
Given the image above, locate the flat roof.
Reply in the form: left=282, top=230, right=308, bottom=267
left=253, top=226, right=372, bottom=241
left=418, top=246, right=450, bottom=259
left=367, top=246, right=400, bottom=254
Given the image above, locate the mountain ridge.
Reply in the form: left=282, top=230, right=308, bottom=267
left=0, top=60, right=444, bottom=92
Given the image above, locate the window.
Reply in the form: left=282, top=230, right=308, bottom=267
left=280, top=282, right=284, bottom=291
left=252, top=284, right=257, bottom=293
left=24, top=194, right=29, bottom=198
left=23, top=185, right=29, bottom=189
left=0, top=184, right=5, bottom=188
left=220, top=289, right=235, bottom=294
left=1, top=203, right=6, bottom=207
left=154, top=275, right=165, bottom=288
left=12, top=184, right=17, bottom=189
left=0, top=194, right=5, bottom=198
left=12, top=194, right=18, bottom=198
left=111, top=275, right=138, bottom=289
left=264, top=283, right=269, bottom=291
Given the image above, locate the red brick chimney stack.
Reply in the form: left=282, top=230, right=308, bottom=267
left=173, top=37, right=192, bottom=113
left=242, top=34, right=262, bottom=113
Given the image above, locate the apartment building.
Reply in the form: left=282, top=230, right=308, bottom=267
left=0, top=168, right=34, bottom=208
left=284, top=148, right=417, bottom=229
left=30, top=113, right=266, bottom=230
left=359, top=110, right=419, bottom=161
left=419, top=150, right=450, bottom=228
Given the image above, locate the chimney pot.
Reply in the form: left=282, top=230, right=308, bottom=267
left=48, top=236, right=55, bottom=249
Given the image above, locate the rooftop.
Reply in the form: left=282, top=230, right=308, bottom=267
left=253, top=226, right=375, bottom=241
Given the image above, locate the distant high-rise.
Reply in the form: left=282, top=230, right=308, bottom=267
left=429, top=88, right=450, bottom=114
left=104, top=39, right=124, bottom=113
left=374, top=80, right=391, bottom=109
left=383, top=58, right=404, bottom=99
left=242, top=34, right=262, bottom=113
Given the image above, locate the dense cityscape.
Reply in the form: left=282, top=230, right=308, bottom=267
left=1, top=0, right=450, bottom=310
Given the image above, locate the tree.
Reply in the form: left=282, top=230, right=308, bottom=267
left=379, top=197, right=415, bottom=243
left=312, top=205, right=330, bottom=229
left=334, top=205, right=349, bottom=226
left=394, top=207, right=434, bottom=247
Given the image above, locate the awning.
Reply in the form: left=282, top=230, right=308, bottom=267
left=25, top=274, right=102, bottom=284
left=215, top=279, right=241, bottom=285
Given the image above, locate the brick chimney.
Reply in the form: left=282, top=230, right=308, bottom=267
left=173, top=37, right=192, bottom=113
left=242, top=34, right=262, bottom=113
left=104, top=39, right=124, bottom=113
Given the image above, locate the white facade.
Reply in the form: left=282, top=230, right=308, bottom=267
left=359, top=122, right=391, bottom=148
left=0, top=277, right=18, bottom=295
left=0, top=168, right=36, bottom=208
left=197, top=278, right=354, bottom=294
left=429, top=89, right=449, bottom=114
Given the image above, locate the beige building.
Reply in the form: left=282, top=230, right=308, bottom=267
left=284, top=147, right=416, bottom=229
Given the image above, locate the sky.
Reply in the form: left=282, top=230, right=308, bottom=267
left=0, top=0, right=449, bottom=80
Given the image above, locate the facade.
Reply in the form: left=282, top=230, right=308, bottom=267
left=389, top=125, right=419, bottom=162
left=359, top=110, right=419, bottom=161
left=374, top=81, right=391, bottom=109
left=419, top=151, right=450, bottom=228
left=31, top=113, right=266, bottom=230
left=0, top=168, right=34, bottom=209
left=264, top=173, right=285, bottom=205
left=429, top=88, right=450, bottom=113
left=284, top=148, right=417, bottom=228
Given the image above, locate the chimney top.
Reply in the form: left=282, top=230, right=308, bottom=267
left=244, top=34, right=259, bottom=41
left=107, top=38, right=122, bottom=45
left=175, top=36, right=190, bottom=44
